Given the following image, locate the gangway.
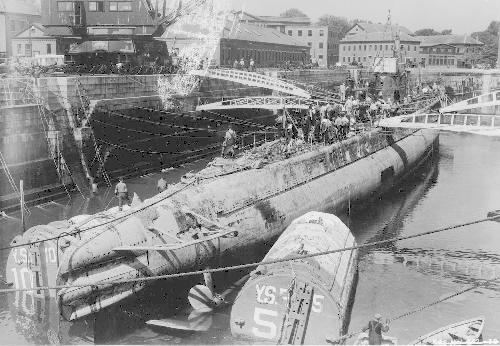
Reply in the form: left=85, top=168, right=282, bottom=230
left=190, top=69, right=311, bottom=99
left=440, top=90, right=500, bottom=114
left=196, top=96, right=311, bottom=111
left=378, top=112, right=500, bottom=135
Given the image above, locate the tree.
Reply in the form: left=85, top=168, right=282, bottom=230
left=471, top=21, right=499, bottom=67
left=441, top=29, right=452, bottom=35
left=414, top=28, right=441, bottom=36
left=280, top=8, right=308, bottom=18
left=317, top=15, right=351, bottom=38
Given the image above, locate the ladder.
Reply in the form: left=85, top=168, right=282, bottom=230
left=278, top=281, right=314, bottom=345
left=28, top=244, right=49, bottom=300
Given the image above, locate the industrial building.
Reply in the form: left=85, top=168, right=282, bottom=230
left=417, top=35, right=484, bottom=68
left=339, top=31, right=420, bottom=66
left=162, top=20, right=310, bottom=68
left=0, top=0, right=40, bottom=62
left=285, top=25, right=339, bottom=67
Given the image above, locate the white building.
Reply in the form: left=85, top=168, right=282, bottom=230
left=285, top=25, right=339, bottom=67
left=11, top=23, right=56, bottom=57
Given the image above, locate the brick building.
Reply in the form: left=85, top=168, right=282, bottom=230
left=0, top=0, right=41, bottom=62
left=285, top=25, right=339, bottom=67
left=162, top=20, right=310, bottom=68
left=416, top=35, right=484, bottom=68
left=40, top=0, right=167, bottom=64
left=339, top=32, right=420, bottom=67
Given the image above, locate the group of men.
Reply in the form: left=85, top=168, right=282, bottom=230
left=233, top=58, right=256, bottom=72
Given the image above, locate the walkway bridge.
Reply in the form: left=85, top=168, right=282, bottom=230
left=440, top=90, right=500, bottom=114
left=196, top=96, right=315, bottom=111
left=190, top=69, right=311, bottom=99
left=378, top=112, right=500, bottom=135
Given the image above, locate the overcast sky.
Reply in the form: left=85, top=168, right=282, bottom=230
left=229, top=0, right=500, bottom=34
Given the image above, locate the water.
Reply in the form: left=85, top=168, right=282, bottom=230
left=1, top=133, right=500, bottom=344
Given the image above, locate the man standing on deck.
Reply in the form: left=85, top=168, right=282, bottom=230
left=115, top=177, right=130, bottom=211
left=222, top=125, right=237, bottom=158
left=339, top=82, right=346, bottom=102
left=365, top=314, right=390, bottom=345
left=157, top=175, right=167, bottom=193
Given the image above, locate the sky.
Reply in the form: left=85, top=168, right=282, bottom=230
left=228, top=0, right=500, bottom=34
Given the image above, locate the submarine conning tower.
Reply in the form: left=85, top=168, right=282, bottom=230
left=230, top=211, right=359, bottom=345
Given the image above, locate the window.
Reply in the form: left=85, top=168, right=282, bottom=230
left=348, top=46, right=350, bottom=51
left=374, top=45, right=377, bottom=51
left=109, top=1, right=132, bottom=11
left=89, top=1, right=104, bottom=11
left=363, top=57, right=366, bottom=62
left=57, top=1, right=74, bottom=11
left=319, top=30, right=324, bottom=36
left=319, top=42, right=323, bottom=49
left=369, top=45, right=372, bottom=50
left=343, top=45, right=345, bottom=51
left=343, top=57, right=346, bottom=62
left=307, top=42, right=312, bottom=47
left=385, top=45, right=388, bottom=50
left=364, top=45, right=366, bottom=51
left=25, top=44, right=32, bottom=57
left=348, top=57, right=351, bottom=62
left=318, top=55, right=323, bottom=60
left=353, top=45, right=356, bottom=51
left=359, top=45, right=361, bottom=50
left=288, top=30, right=292, bottom=36
left=47, top=44, right=52, bottom=54
left=308, top=30, right=312, bottom=36
left=358, top=57, right=361, bottom=62
left=414, top=46, right=417, bottom=51
left=298, top=30, right=302, bottom=36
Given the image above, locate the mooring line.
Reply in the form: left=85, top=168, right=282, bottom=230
left=0, top=214, right=498, bottom=294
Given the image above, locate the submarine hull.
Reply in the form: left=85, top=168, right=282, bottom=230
left=7, top=128, right=439, bottom=320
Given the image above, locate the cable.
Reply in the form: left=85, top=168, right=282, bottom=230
left=91, top=118, right=218, bottom=140
left=1, top=214, right=497, bottom=291
left=96, top=138, right=220, bottom=156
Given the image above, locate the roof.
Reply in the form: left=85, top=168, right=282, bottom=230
left=231, top=11, right=311, bottom=25
left=341, top=31, right=420, bottom=43
left=349, top=22, right=413, bottom=36
left=256, top=16, right=311, bottom=25
left=415, top=35, right=483, bottom=47
left=224, top=23, right=309, bottom=47
left=161, top=20, right=309, bottom=48
left=13, top=23, right=50, bottom=38
left=0, top=0, right=40, bottom=16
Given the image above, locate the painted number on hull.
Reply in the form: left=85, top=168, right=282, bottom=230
left=252, top=307, right=278, bottom=339
left=251, top=284, right=324, bottom=339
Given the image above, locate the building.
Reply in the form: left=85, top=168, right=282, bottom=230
left=0, top=0, right=41, bottom=62
left=416, top=35, right=484, bottom=68
left=340, top=31, right=420, bottom=66
left=11, top=23, right=56, bottom=58
left=346, top=22, right=413, bottom=36
left=285, top=25, right=339, bottom=67
left=161, top=20, right=310, bottom=68
left=40, top=0, right=167, bottom=64
left=234, top=11, right=311, bottom=33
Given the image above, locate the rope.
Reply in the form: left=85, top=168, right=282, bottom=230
left=0, top=180, right=197, bottom=252
left=0, top=214, right=497, bottom=292
left=327, top=275, right=499, bottom=344
left=91, top=118, right=217, bottom=140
